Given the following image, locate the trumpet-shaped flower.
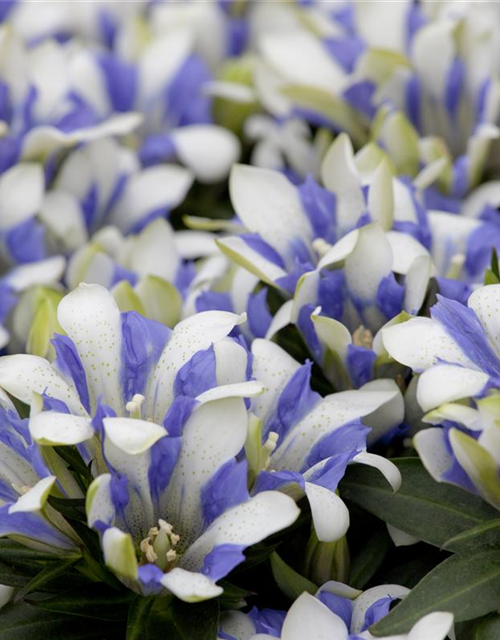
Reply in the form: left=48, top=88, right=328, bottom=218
left=0, top=284, right=300, bottom=600
left=219, top=581, right=453, bottom=640
left=248, top=339, right=402, bottom=543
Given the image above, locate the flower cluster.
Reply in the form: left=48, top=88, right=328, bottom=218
left=1, top=1, right=500, bottom=639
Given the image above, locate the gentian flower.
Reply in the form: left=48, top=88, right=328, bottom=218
left=219, top=581, right=453, bottom=640
left=248, top=339, right=402, bottom=543
left=0, top=284, right=300, bottom=600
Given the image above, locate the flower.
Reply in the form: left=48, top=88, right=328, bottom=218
left=219, top=581, right=453, bottom=640
left=0, top=284, right=301, bottom=600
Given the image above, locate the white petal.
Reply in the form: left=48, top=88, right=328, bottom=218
left=39, top=191, right=87, bottom=252
left=125, top=219, right=180, bottom=281
left=57, top=284, right=123, bottom=414
left=413, top=21, right=455, bottom=101
left=0, top=354, right=85, bottom=415
left=171, top=125, right=241, bottom=184
left=251, top=338, right=300, bottom=423
left=9, top=476, right=56, bottom=514
left=164, top=397, right=249, bottom=544
left=468, top=285, right=500, bottom=360
left=109, top=165, right=193, bottom=233
left=462, top=181, right=500, bottom=218
left=259, top=30, right=346, bottom=93
left=86, top=474, right=114, bottom=529
left=196, top=381, right=265, bottom=404
left=354, top=0, right=411, bottom=52
left=414, top=428, right=453, bottom=483
left=317, top=229, right=360, bottom=270
left=145, top=310, right=246, bottom=423
left=229, top=164, right=312, bottom=262
left=0, top=163, right=44, bottom=231
left=0, top=585, right=13, bottom=609
left=424, top=404, right=481, bottom=430
left=305, top=481, right=350, bottom=542
left=281, top=592, right=348, bottom=640
left=351, top=585, right=410, bottom=635
left=217, top=236, right=287, bottom=289
left=404, top=255, right=432, bottom=316
left=6, top=256, right=65, bottom=292
left=103, top=417, right=166, bottom=456
left=274, top=389, right=398, bottom=471
left=387, top=524, right=420, bottom=547
left=180, top=491, right=300, bottom=573
left=0, top=328, right=8, bottom=351
left=311, top=311, right=352, bottom=363
left=69, top=50, right=109, bottom=117
left=265, top=299, right=294, bottom=339
left=213, top=339, right=249, bottom=387
left=352, top=452, right=402, bottom=491
left=417, top=365, right=489, bottom=412
left=102, top=527, right=138, bottom=581
left=160, top=567, right=222, bottom=603
left=382, top=318, right=475, bottom=373
left=408, top=612, right=454, bottom=640
left=138, top=31, right=193, bottom=105
left=219, top=612, right=256, bottom=640
left=30, top=412, right=93, bottom=446
left=321, top=134, right=364, bottom=233
left=344, top=224, right=393, bottom=303
left=386, top=232, right=429, bottom=276
left=368, top=160, right=394, bottom=231
left=359, top=379, right=405, bottom=445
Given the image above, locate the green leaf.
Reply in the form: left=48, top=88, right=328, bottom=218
left=444, top=519, right=500, bottom=553
left=270, top=552, right=317, bottom=601
left=27, top=585, right=133, bottom=621
left=15, top=556, right=80, bottom=603
left=370, top=548, right=500, bottom=636
left=340, top=458, right=498, bottom=549
left=217, top=581, right=251, bottom=611
left=492, top=249, right=500, bottom=280
left=349, top=527, right=392, bottom=590
left=126, top=596, right=157, bottom=640
left=0, top=601, right=123, bottom=639
left=128, top=597, right=219, bottom=640
left=474, top=614, right=500, bottom=639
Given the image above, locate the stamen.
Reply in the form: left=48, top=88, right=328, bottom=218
left=313, top=238, right=332, bottom=258
left=353, top=326, right=373, bottom=349
left=262, top=431, right=279, bottom=470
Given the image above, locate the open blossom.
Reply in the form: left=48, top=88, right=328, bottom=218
left=219, top=582, right=453, bottom=640
left=0, top=284, right=300, bottom=600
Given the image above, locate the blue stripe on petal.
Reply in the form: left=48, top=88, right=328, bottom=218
left=376, top=274, right=404, bottom=320
left=166, top=55, right=212, bottom=127
left=97, top=53, right=137, bottom=113
left=173, top=345, right=217, bottom=400
left=346, top=344, right=376, bottom=388
left=247, top=289, right=272, bottom=339
left=298, top=175, right=337, bottom=244
left=201, top=459, right=249, bottom=529
left=275, top=362, right=321, bottom=441
left=318, top=591, right=352, bottom=629
left=249, top=608, right=285, bottom=638
left=137, top=563, right=165, bottom=596
left=201, top=543, right=246, bottom=582
left=163, top=396, right=198, bottom=437
left=431, top=295, right=500, bottom=376
left=5, top=218, right=45, bottom=264
left=240, top=234, right=285, bottom=269
left=306, top=452, right=355, bottom=491
left=253, top=470, right=304, bottom=494
left=323, top=36, right=365, bottom=73
left=362, top=596, right=395, bottom=632
left=405, top=76, right=421, bottom=131
left=121, top=311, right=171, bottom=402
left=196, top=291, right=233, bottom=313
left=149, top=435, right=181, bottom=504
left=305, top=421, right=369, bottom=470
left=297, top=304, right=322, bottom=362
left=0, top=505, right=76, bottom=551
left=52, top=334, right=91, bottom=413
left=343, top=81, right=377, bottom=119
left=139, top=134, right=177, bottom=168
left=445, top=58, right=464, bottom=120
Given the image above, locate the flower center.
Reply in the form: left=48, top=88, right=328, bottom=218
left=262, top=431, right=279, bottom=471
left=139, top=519, right=181, bottom=572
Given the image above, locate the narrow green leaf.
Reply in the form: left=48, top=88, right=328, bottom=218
left=349, top=527, right=392, bottom=590
left=0, top=601, right=122, bottom=639
left=371, top=548, right=500, bottom=636
left=27, top=585, right=133, bottom=621
left=218, top=581, right=251, bottom=611
left=474, top=614, right=500, bottom=639
left=340, top=458, right=498, bottom=549
left=127, top=596, right=157, bottom=640
left=444, top=519, right=500, bottom=552
left=270, top=552, right=317, bottom=601
left=15, top=556, right=80, bottom=603
left=492, top=249, right=500, bottom=280
left=166, top=598, right=219, bottom=640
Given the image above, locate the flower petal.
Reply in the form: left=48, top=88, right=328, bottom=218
left=30, top=412, right=93, bottom=446
left=281, top=592, right=348, bottom=640
left=0, top=163, right=44, bottom=231
left=417, top=365, right=489, bottom=412
left=305, top=481, right=350, bottom=542
left=160, top=567, right=222, bottom=603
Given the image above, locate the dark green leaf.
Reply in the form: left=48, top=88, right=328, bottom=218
left=473, top=614, right=500, bottom=639
left=0, top=601, right=123, bottom=639
left=27, top=585, right=133, bottom=621
left=218, top=581, right=251, bottom=611
left=349, top=527, right=392, bottom=590
left=444, top=519, right=500, bottom=552
left=126, top=596, right=157, bottom=640
left=53, top=447, right=93, bottom=486
left=492, top=249, right=500, bottom=280
left=0, top=539, right=67, bottom=564
left=15, top=556, right=80, bottom=603
left=47, top=496, right=86, bottom=522
left=270, top=552, right=317, bottom=601
left=341, top=458, right=498, bottom=549
left=232, top=542, right=279, bottom=574
left=371, top=548, right=500, bottom=636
